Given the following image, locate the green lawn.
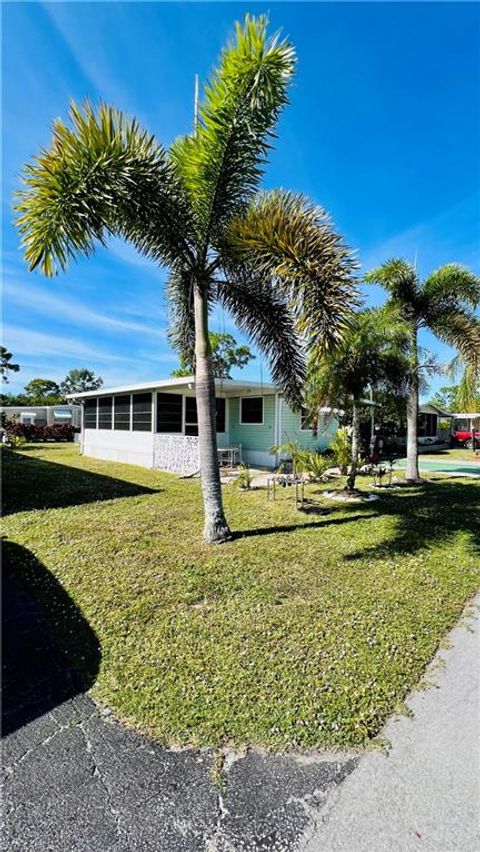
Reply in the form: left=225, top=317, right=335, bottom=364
left=418, top=448, right=480, bottom=463
left=3, top=444, right=479, bottom=750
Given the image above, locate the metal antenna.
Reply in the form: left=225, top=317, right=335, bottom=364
left=413, top=248, right=418, bottom=272
left=193, top=73, right=199, bottom=135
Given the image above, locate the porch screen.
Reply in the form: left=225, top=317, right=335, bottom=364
left=98, top=397, right=113, bottom=429
left=84, top=399, right=97, bottom=429
left=114, top=395, right=131, bottom=430
left=133, top=393, right=152, bottom=431
left=156, top=393, right=182, bottom=433
left=184, top=397, right=226, bottom=435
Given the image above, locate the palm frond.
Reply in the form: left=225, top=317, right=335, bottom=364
left=215, top=264, right=306, bottom=407
left=166, top=266, right=197, bottom=365
left=225, top=190, right=359, bottom=353
left=15, top=101, right=194, bottom=276
left=421, top=264, right=480, bottom=311
left=429, top=308, right=480, bottom=372
left=364, top=259, right=420, bottom=319
left=170, top=15, right=295, bottom=246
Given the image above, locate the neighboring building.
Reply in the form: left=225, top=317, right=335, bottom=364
left=69, top=378, right=339, bottom=474
left=0, top=404, right=82, bottom=429
left=417, top=403, right=451, bottom=444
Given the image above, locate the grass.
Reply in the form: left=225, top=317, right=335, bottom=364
left=3, top=443, right=479, bottom=751
left=417, top=448, right=480, bottom=463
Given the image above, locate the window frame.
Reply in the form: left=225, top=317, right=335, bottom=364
left=83, top=398, right=98, bottom=430
left=132, top=392, right=153, bottom=432
left=98, top=396, right=113, bottom=430
left=113, top=394, right=132, bottom=431
left=300, top=406, right=313, bottom=432
left=156, top=392, right=183, bottom=434
left=239, top=395, right=264, bottom=426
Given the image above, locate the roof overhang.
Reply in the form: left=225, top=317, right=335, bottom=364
left=67, top=378, right=278, bottom=400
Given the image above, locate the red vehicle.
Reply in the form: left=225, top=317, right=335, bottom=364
left=451, top=418, right=480, bottom=449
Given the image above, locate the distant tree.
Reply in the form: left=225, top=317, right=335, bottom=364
left=171, top=332, right=254, bottom=379
left=24, top=378, right=63, bottom=404
left=0, top=392, right=29, bottom=407
left=366, top=260, right=480, bottom=482
left=1, top=347, right=20, bottom=383
left=429, top=385, right=459, bottom=413
left=61, top=368, right=103, bottom=398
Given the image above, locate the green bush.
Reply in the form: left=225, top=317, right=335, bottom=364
left=330, top=427, right=351, bottom=475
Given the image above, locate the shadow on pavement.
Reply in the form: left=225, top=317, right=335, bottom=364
left=2, top=539, right=101, bottom=736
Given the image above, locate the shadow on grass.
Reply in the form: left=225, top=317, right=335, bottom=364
left=345, top=479, right=480, bottom=561
left=234, top=512, right=376, bottom=539
left=1, top=447, right=161, bottom=515
left=2, top=539, right=101, bottom=736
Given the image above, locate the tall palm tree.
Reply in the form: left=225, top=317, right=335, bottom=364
left=305, top=307, right=409, bottom=491
left=15, top=16, right=358, bottom=542
left=365, top=260, right=480, bottom=481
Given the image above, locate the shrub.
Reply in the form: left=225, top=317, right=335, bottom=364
left=301, top=450, right=331, bottom=481
left=330, top=427, right=351, bottom=475
left=7, top=422, right=77, bottom=442
left=236, top=464, right=253, bottom=490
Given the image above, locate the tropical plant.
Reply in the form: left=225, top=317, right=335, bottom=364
left=61, top=368, right=103, bottom=398
left=305, top=307, right=410, bottom=490
left=365, top=261, right=480, bottom=481
left=1, top=347, right=20, bottom=383
left=236, top=463, right=253, bottom=490
left=446, top=355, right=480, bottom=412
left=301, top=450, right=331, bottom=481
left=329, top=428, right=351, bottom=476
left=171, top=332, right=254, bottom=378
left=271, top=439, right=308, bottom=476
left=14, top=15, right=358, bottom=542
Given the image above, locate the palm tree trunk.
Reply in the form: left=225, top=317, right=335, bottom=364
left=346, top=399, right=360, bottom=491
left=193, top=284, right=231, bottom=543
left=405, top=327, right=420, bottom=482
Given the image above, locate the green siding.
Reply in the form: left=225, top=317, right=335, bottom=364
left=227, top=395, right=339, bottom=459
left=279, top=401, right=338, bottom=451
left=228, top=395, right=276, bottom=452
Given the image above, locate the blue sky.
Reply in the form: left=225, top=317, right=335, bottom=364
left=3, top=1, right=480, bottom=399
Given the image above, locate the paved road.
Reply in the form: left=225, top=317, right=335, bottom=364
left=2, top=557, right=478, bottom=851
left=303, top=597, right=480, bottom=852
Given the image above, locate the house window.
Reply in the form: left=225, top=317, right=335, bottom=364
left=185, top=396, right=198, bottom=436
left=216, top=398, right=226, bottom=433
left=184, top=396, right=226, bottom=435
left=133, top=393, right=152, bottom=432
left=156, top=393, right=182, bottom=433
left=240, top=396, right=263, bottom=424
left=300, top=406, right=313, bottom=431
left=20, top=414, right=35, bottom=425
left=84, top=399, right=97, bottom=429
left=53, top=408, right=73, bottom=421
left=98, top=396, right=113, bottom=429
left=114, top=395, right=131, bottom=431
left=418, top=413, right=437, bottom=437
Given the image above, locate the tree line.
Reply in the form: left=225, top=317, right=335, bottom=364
left=0, top=365, right=103, bottom=406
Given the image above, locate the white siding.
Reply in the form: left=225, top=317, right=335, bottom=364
left=83, top=429, right=154, bottom=468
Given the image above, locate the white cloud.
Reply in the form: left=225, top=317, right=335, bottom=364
left=3, top=276, right=167, bottom=339
left=3, top=324, right=125, bottom=364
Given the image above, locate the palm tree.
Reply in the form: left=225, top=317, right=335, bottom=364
left=305, top=307, right=409, bottom=491
left=365, top=260, right=480, bottom=481
left=447, top=355, right=480, bottom=412
left=15, top=16, right=358, bottom=542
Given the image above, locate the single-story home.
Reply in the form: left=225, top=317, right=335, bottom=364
left=417, top=403, right=451, bottom=444
left=69, top=378, right=340, bottom=475
left=0, top=404, right=82, bottom=429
